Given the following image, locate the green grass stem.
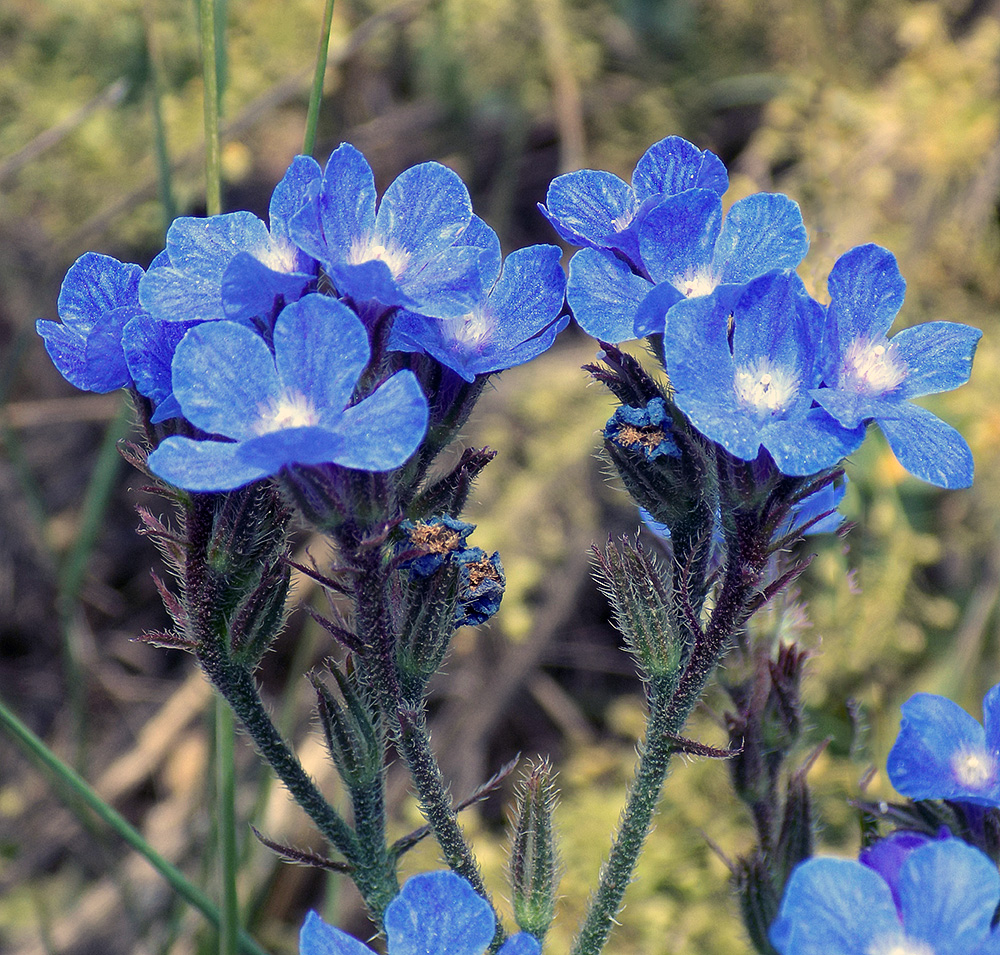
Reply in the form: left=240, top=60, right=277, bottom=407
left=0, top=693, right=271, bottom=955
left=304, top=0, right=337, bottom=156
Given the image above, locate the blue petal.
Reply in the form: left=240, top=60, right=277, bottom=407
left=711, top=193, right=808, bottom=285
left=147, top=436, right=271, bottom=492
left=273, top=294, right=369, bottom=422
left=761, top=410, right=865, bottom=476
left=384, top=872, right=494, bottom=955
left=540, top=169, right=635, bottom=248
left=376, top=161, right=472, bottom=271
left=122, top=314, right=195, bottom=409
left=37, top=312, right=130, bottom=392
left=631, top=136, right=728, bottom=201
left=637, top=190, right=722, bottom=287
left=567, top=248, right=651, bottom=342
left=825, top=244, right=906, bottom=347
left=887, top=692, right=988, bottom=801
left=876, top=403, right=975, bottom=489
left=222, top=252, right=314, bottom=323
left=311, top=143, right=378, bottom=265
left=327, top=259, right=416, bottom=311
left=496, top=933, right=541, bottom=955
left=81, top=305, right=142, bottom=390
left=809, top=387, right=883, bottom=430
left=982, top=684, right=1000, bottom=753
left=324, top=371, right=428, bottom=470
left=484, top=245, right=566, bottom=347
left=141, top=213, right=271, bottom=323
left=399, top=245, right=486, bottom=319
left=891, top=321, right=982, bottom=399
left=268, top=154, right=322, bottom=251
left=57, top=252, right=144, bottom=331
left=236, top=426, right=347, bottom=470
left=171, top=321, right=280, bottom=440
left=769, top=858, right=901, bottom=955
left=897, top=840, right=999, bottom=952
left=458, top=215, right=503, bottom=287
left=299, top=910, right=377, bottom=955
left=731, top=272, right=823, bottom=389
left=633, top=282, right=684, bottom=338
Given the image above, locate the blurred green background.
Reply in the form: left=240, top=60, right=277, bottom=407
left=0, top=0, right=998, bottom=953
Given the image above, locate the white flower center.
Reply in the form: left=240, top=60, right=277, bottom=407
left=733, top=358, right=800, bottom=415
left=254, top=390, right=319, bottom=434
left=867, top=936, right=935, bottom=955
left=951, top=745, right=997, bottom=790
left=840, top=336, right=907, bottom=395
left=347, top=236, right=411, bottom=277
left=440, top=309, right=493, bottom=349
left=257, top=238, right=300, bottom=274
left=611, top=209, right=635, bottom=232
left=672, top=268, right=717, bottom=299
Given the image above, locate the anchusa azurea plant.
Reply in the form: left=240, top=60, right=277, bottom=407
left=37, top=132, right=984, bottom=955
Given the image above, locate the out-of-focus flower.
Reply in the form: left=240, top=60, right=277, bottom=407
left=147, top=293, right=428, bottom=492
left=389, top=218, right=567, bottom=382
left=887, top=684, right=1000, bottom=807
left=811, top=243, right=981, bottom=489
left=289, top=143, right=482, bottom=319
left=300, top=871, right=540, bottom=955
left=770, top=838, right=1000, bottom=955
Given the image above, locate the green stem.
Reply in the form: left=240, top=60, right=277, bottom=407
left=0, top=694, right=270, bottom=955
left=197, top=649, right=361, bottom=867
left=304, top=0, right=337, bottom=156
left=571, top=519, right=770, bottom=955
left=216, top=697, right=240, bottom=955
left=200, top=0, right=222, bottom=216
left=568, top=685, right=680, bottom=955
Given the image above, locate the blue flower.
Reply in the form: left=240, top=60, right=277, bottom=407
left=289, top=144, right=483, bottom=319
left=566, top=188, right=808, bottom=343
left=455, top=548, right=505, bottom=627
left=770, top=838, right=1000, bottom=955
left=664, top=272, right=864, bottom=476
left=810, top=244, right=981, bottom=488
left=139, top=156, right=319, bottom=325
left=147, top=293, right=428, bottom=492
left=300, top=871, right=539, bottom=955
left=36, top=252, right=145, bottom=392
left=887, top=684, right=1000, bottom=807
left=604, top=397, right=680, bottom=461
left=388, top=217, right=568, bottom=381
left=539, top=135, right=728, bottom=266
left=121, top=313, right=199, bottom=422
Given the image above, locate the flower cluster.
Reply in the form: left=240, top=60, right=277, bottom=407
left=546, top=138, right=981, bottom=488
left=301, top=871, right=539, bottom=955
left=39, top=145, right=568, bottom=494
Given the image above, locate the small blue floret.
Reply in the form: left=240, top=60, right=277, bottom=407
left=389, top=218, right=568, bottom=381
left=289, top=143, right=482, bottom=319
left=887, top=684, right=1000, bottom=807
left=36, top=252, right=145, bottom=392
left=811, top=244, right=981, bottom=488
left=664, top=272, right=864, bottom=476
left=147, top=294, right=429, bottom=492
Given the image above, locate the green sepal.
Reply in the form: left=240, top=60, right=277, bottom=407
left=229, top=559, right=291, bottom=669
left=509, top=760, right=559, bottom=941
left=734, top=851, right=780, bottom=955
left=406, top=446, right=497, bottom=521
left=395, top=564, right=461, bottom=702
left=591, top=539, right=689, bottom=682
left=312, top=662, right=383, bottom=789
